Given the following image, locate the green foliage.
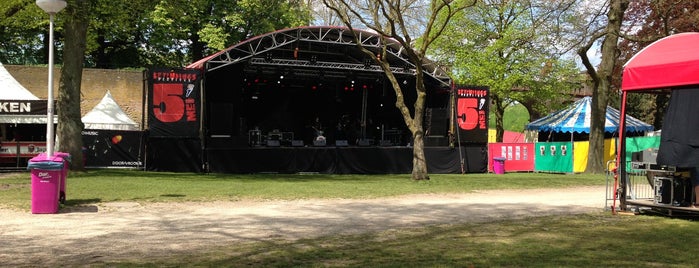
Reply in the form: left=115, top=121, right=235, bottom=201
left=142, top=0, right=313, bottom=66
left=0, top=0, right=313, bottom=68
left=489, top=102, right=530, bottom=132
left=0, top=1, right=49, bottom=64
left=430, top=0, right=582, bottom=141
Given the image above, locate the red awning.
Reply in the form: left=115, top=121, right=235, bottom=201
left=621, top=32, right=699, bottom=91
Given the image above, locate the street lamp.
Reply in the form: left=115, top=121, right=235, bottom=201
left=36, top=0, right=67, bottom=157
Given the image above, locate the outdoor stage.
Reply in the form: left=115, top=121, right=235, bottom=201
left=145, top=27, right=489, bottom=174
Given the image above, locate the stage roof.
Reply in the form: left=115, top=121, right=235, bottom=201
left=622, top=32, right=699, bottom=91
left=186, top=26, right=451, bottom=87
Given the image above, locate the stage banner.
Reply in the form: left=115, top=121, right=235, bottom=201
left=488, top=143, right=534, bottom=172
left=82, top=129, right=143, bottom=168
left=148, top=68, right=201, bottom=137
left=455, top=85, right=489, bottom=143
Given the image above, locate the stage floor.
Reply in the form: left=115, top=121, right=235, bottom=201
left=205, top=145, right=487, bottom=174
left=626, top=199, right=699, bottom=216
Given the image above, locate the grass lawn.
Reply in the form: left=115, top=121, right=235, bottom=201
left=3, top=170, right=698, bottom=267
left=0, top=169, right=606, bottom=210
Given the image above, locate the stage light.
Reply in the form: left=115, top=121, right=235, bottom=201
left=265, top=53, right=273, bottom=62
left=310, top=55, right=317, bottom=64
left=279, top=75, right=284, bottom=79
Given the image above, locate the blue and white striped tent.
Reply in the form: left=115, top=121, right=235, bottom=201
left=525, top=96, right=654, bottom=134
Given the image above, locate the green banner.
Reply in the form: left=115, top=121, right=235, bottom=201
left=534, top=142, right=573, bottom=173
left=625, top=136, right=661, bottom=171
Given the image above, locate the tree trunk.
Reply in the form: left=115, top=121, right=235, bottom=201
left=586, top=0, right=629, bottom=174
left=57, top=0, right=90, bottom=171
left=492, top=94, right=505, bottom=143
left=411, top=129, right=429, bottom=180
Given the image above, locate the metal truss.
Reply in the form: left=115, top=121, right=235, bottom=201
left=248, top=58, right=416, bottom=76
left=203, top=27, right=450, bottom=86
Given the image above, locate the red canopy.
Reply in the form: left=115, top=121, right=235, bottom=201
left=621, top=32, right=699, bottom=91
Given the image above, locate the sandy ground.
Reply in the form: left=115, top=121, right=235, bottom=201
left=0, top=186, right=607, bottom=266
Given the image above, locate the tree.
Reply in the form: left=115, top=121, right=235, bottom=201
left=577, top=0, right=629, bottom=174
left=615, top=0, right=699, bottom=129
left=430, top=0, right=582, bottom=142
left=86, top=0, right=156, bottom=68
left=55, top=0, right=91, bottom=170
left=322, top=0, right=475, bottom=180
left=145, top=0, right=312, bottom=67
left=0, top=1, right=55, bottom=65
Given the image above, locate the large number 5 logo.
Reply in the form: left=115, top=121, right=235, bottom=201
left=153, top=83, right=184, bottom=123
left=457, top=98, right=478, bottom=130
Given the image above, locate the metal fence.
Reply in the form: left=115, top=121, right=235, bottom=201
left=605, top=160, right=655, bottom=210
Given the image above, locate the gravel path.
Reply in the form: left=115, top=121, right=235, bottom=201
left=0, top=186, right=607, bottom=266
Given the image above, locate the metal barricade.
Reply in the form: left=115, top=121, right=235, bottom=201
left=606, top=160, right=655, bottom=211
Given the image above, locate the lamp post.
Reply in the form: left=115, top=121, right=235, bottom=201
left=36, top=0, right=67, bottom=157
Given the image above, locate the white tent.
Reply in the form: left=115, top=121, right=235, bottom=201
left=0, top=62, right=39, bottom=100
left=82, top=91, right=140, bottom=130
left=0, top=61, right=55, bottom=124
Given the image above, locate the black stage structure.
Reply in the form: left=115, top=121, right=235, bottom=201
left=145, top=26, right=489, bottom=174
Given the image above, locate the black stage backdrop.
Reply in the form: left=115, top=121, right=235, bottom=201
left=82, top=129, right=143, bottom=168
left=145, top=138, right=203, bottom=172
left=657, top=87, right=699, bottom=167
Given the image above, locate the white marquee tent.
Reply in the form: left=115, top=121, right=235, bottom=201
left=82, top=90, right=140, bottom=131
left=0, top=62, right=39, bottom=100
left=0, top=61, right=56, bottom=124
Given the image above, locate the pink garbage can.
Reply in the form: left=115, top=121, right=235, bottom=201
left=493, top=157, right=506, bottom=174
left=28, top=154, right=65, bottom=214
left=53, top=152, right=71, bottom=204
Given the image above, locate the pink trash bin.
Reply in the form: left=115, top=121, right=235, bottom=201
left=28, top=154, right=65, bottom=214
left=493, top=157, right=506, bottom=174
left=53, top=152, right=71, bottom=204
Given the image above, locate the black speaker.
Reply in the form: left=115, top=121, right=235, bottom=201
left=379, top=140, right=393, bottom=146
left=335, top=140, right=348, bottom=147
left=266, top=140, right=280, bottom=147
left=426, top=108, right=448, bottom=136
left=358, top=139, right=373, bottom=146
left=291, top=140, right=304, bottom=147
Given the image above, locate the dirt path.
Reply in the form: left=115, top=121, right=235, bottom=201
left=0, top=186, right=607, bottom=266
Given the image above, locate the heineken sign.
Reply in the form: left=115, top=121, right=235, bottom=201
left=0, top=100, right=48, bottom=115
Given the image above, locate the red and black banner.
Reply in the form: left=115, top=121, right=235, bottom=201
left=455, top=85, right=489, bottom=143
left=148, top=68, right=201, bottom=137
